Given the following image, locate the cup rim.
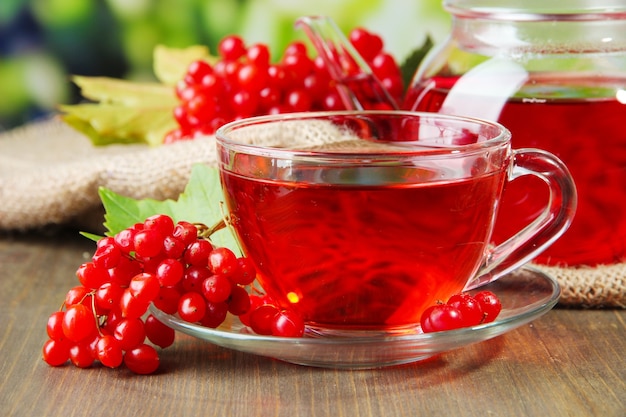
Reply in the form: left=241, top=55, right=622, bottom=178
left=215, top=110, right=511, bottom=160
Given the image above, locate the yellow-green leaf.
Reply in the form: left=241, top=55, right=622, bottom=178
left=61, top=113, right=133, bottom=146
left=71, top=75, right=177, bottom=107
left=60, top=103, right=177, bottom=146
left=153, top=44, right=217, bottom=85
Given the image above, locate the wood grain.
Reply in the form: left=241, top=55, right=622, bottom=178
left=0, top=230, right=624, bottom=417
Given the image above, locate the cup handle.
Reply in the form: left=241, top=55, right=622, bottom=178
left=464, top=148, right=577, bottom=291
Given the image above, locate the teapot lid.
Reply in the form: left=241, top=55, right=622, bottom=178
left=444, top=0, right=626, bottom=20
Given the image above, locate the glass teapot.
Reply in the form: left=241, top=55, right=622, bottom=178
left=300, top=3, right=626, bottom=267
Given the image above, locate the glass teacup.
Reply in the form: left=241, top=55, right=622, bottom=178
left=216, top=110, right=576, bottom=335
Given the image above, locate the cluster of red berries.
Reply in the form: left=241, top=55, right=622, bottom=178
left=42, top=214, right=303, bottom=374
left=42, top=213, right=504, bottom=373
left=164, top=27, right=403, bottom=143
left=420, top=291, right=503, bottom=333
left=240, top=293, right=305, bottom=337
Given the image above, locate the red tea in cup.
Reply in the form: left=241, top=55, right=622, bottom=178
left=216, top=111, right=576, bottom=334
left=221, top=171, right=504, bottom=329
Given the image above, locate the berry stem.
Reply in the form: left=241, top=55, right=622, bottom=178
left=196, top=218, right=227, bottom=239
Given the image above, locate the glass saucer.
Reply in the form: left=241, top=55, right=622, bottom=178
left=149, top=266, right=560, bottom=369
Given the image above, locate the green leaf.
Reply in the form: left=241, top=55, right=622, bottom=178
left=400, top=36, right=434, bottom=92
left=99, top=164, right=240, bottom=254
left=79, top=231, right=103, bottom=243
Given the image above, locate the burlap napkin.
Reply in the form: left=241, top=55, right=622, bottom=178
left=0, top=117, right=217, bottom=231
left=1, top=117, right=623, bottom=308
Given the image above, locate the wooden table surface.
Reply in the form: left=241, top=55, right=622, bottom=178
left=1, top=228, right=624, bottom=417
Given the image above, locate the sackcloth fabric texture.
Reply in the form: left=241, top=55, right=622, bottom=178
left=0, top=116, right=623, bottom=308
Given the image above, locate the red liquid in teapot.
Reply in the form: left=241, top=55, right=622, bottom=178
left=407, top=75, right=626, bottom=266
left=221, top=170, right=506, bottom=329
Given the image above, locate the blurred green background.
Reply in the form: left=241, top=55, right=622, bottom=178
left=0, top=0, right=450, bottom=131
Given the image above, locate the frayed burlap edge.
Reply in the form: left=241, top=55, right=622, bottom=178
left=532, top=263, right=625, bottom=309
left=1, top=117, right=624, bottom=308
